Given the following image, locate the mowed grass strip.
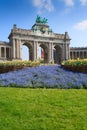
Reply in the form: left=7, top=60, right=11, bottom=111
left=0, top=88, right=87, bottom=130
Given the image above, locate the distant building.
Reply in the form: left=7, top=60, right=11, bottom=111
left=70, top=47, right=87, bottom=59
left=0, top=41, right=11, bottom=60
left=0, top=16, right=87, bottom=63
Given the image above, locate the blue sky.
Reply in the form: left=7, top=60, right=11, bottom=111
left=0, top=0, right=87, bottom=48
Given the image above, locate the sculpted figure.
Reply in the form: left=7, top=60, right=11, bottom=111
left=36, top=15, right=48, bottom=24
left=36, top=15, right=42, bottom=23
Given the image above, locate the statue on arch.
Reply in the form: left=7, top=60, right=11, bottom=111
left=36, top=15, right=48, bottom=24
left=36, top=15, right=42, bottom=23
left=43, top=17, right=48, bottom=24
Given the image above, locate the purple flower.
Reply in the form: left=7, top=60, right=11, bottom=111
left=0, top=65, right=87, bottom=88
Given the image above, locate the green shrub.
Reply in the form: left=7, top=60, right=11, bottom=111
left=62, top=58, right=87, bottom=66
left=0, top=60, right=40, bottom=73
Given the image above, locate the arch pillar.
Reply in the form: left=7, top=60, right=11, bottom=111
left=16, top=40, right=19, bottom=59
left=4, top=47, right=6, bottom=59
left=11, top=39, right=16, bottom=59
left=35, top=41, right=38, bottom=60
left=15, top=39, right=21, bottom=60
left=62, top=43, right=65, bottom=61
left=48, top=42, right=52, bottom=63
left=51, top=42, right=54, bottom=63
left=65, top=43, right=68, bottom=60
left=33, top=41, right=37, bottom=61
left=19, top=40, right=22, bottom=60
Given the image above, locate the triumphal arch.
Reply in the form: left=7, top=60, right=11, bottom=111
left=8, top=16, right=70, bottom=63
left=0, top=16, right=71, bottom=63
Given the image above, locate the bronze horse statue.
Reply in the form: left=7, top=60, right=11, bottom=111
left=36, top=15, right=48, bottom=24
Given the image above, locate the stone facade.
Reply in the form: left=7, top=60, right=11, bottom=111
left=0, top=21, right=87, bottom=63
left=0, top=41, right=11, bottom=60
left=70, top=47, right=87, bottom=59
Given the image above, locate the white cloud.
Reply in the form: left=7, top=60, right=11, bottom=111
left=74, top=20, right=87, bottom=30
left=32, top=0, right=42, bottom=7
left=64, top=0, right=87, bottom=7
left=44, top=0, right=54, bottom=12
left=32, top=0, right=87, bottom=14
left=63, top=0, right=87, bottom=7
left=80, top=0, right=87, bottom=6
left=64, top=0, right=74, bottom=6
left=32, top=0, right=54, bottom=14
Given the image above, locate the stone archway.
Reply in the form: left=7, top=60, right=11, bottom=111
left=22, top=42, right=33, bottom=61
left=53, top=45, right=62, bottom=64
left=8, top=21, right=70, bottom=62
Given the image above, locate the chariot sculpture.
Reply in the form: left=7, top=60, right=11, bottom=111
left=36, top=15, right=48, bottom=24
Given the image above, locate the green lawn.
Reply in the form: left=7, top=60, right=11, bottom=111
left=0, top=88, right=87, bottom=130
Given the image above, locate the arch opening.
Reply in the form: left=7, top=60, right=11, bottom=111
left=22, top=43, right=33, bottom=61
left=38, top=44, right=48, bottom=63
left=54, top=45, right=62, bottom=64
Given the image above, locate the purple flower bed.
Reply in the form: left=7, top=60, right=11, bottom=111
left=0, top=65, right=87, bottom=88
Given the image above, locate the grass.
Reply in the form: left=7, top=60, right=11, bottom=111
left=0, top=88, right=87, bottom=130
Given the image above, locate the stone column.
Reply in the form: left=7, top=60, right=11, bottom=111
left=16, top=40, right=18, bottom=59
left=51, top=42, right=54, bottom=63
left=48, top=42, right=52, bottom=63
left=19, top=40, right=22, bottom=60
left=33, top=41, right=37, bottom=61
left=15, top=41, right=17, bottom=59
left=16, top=40, right=20, bottom=59
left=18, top=43, right=20, bottom=59
left=68, top=45, right=70, bottom=59
left=4, top=47, right=6, bottom=59
left=62, top=43, right=65, bottom=61
left=12, top=39, right=15, bottom=59
left=36, top=41, right=38, bottom=60
left=65, top=43, right=68, bottom=60
left=35, top=41, right=37, bottom=61
left=9, top=48, right=11, bottom=58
